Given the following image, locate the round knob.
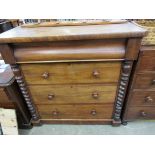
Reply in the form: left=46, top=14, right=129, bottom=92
left=91, top=110, right=97, bottom=116
left=152, top=79, right=155, bottom=85
left=145, top=96, right=153, bottom=103
left=92, top=70, right=100, bottom=78
left=92, top=92, right=99, bottom=99
left=141, top=111, right=147, bottom=117
left=48, top=94, right=55, bottom=100
left=42, top=72, right=49, bottom=79
left=52, top=110, right=59, bottom=116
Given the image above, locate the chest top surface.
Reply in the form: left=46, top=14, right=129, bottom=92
left=0, top=22, right=147, bottom=43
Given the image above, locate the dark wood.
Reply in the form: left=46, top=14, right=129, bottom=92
left=112, top=61, right=133, bottom=125
left=124, top=107, right=155, bottom=120
left=127, top=90, right=155, bottom=106
left=125, top=38, right=142, bottom=60
left=133, top=73, right=155, bottom=89
left=0, top=44, right=16, bottom=64
left=0, top=22, right=147, bottom=43
left=123, top=45, right=155, bottom=122
left=11, top=64, right=40, bottom=121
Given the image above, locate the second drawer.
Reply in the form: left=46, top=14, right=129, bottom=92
left=29, top=84, right=117, bottom=104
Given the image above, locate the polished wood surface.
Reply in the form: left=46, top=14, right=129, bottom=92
left=133, top=73, right=155, bottom=89
left=128, top=90, right=155, bottom=106
left=21, top=62, right=121, bottom=85
left=37, top=104, right=113, bottom=119
left=0, top=22, right=147, bottom=43
left=0, top=22, right=147, bottom=125
left=14, top=39, right=125, bottom=62
left=28, top=84, right=117, bottom=104
left=125, top=107, right=155, bottom=120
left=137, top=50, right=155, bottom=72
left=123, top=45, right=155, bottom=122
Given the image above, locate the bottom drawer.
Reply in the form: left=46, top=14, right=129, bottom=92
left=125, top=107, right=155, bottom=120
left=37, top=104, right=113, bottom=119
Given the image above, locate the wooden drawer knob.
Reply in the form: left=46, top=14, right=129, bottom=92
left=42, top=72, right=49, bottom=79
left=140, top=111, right=147, bottom=117
left=152, top=79, right=155, bottom=85
left=52, top=110, right=59, bottom=116
left=92, top=92, right=99, bottom=99
left=92, top=70, right=100, bottom=78
left=145, top=96, right=153, bottom=103
left=91, top=110, right=97, bottom=116
left=48, top=94, right=55, bottom=100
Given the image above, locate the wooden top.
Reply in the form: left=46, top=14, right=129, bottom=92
left=0, top=22, right=147, bottom=43
left=0, top=62, right=14, bottom=87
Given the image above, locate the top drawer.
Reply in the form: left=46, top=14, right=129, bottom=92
left=14, top=39, right=125, bottom=62
left=21, top=62, right=121, bottom=85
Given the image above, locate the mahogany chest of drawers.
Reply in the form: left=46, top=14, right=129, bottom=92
left=123, top=46, right=155, bottom=123
left=0, top=63, right=31, bottom=128
left=0, top=22, right=146, bottom=126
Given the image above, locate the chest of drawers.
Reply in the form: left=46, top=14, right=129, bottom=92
left=122, top=46, right=155, bottom=123
left=0, top=22, right=146, bottom=126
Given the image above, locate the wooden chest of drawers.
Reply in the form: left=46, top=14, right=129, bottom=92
left=0, top=22, right=146, bottom=125
left=122, top=46, right=155, bottom=123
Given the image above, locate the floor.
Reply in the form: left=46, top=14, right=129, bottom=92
left=19, top=120, right=155, bottom=135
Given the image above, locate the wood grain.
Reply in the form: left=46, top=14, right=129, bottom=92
left=133, top=73, right=155, bottom=89
left=137, top=50, right=155, bottom=72
left=14, top=39, right=126, bottom=62
left=125, top=106, right=155, bottom=120
left=28, top=84, right=117, bottom=104
left=37, top=104, right=113, bottom=119
left=21, top=62, right=121, bottom=85
left=0, top=22, right=147, bottom=43
left=128, top=90, right=155, bottom=106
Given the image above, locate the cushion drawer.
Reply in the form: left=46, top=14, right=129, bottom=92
left=37, top=104, right=113, bottom=119
left=29, top=84, right=117, bottom=104
left=133, top=73, right=155, bottom=89
left=137, top=50, right=155, bottom=72
left=128, top=90, right=155, bottom=106
left=125, top=107, right=155, bottom=120
left=21, top=62, right=121, bottom=85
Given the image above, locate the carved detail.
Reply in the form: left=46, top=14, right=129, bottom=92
left=113, top=61, right=133, bottom=122
left=11, top=64, right=40, bottom=121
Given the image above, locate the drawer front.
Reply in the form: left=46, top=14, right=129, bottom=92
left=133, top=73, right=155, bottom=89
left=37, top=104, right=113, bottom=119
left=126, top=107, right=155, bottom=120
left=29, top=84, right=117, bottom=104
left=137, top=50, right=155, bottom=72
left=21, top=62, right=121, bottom=85
left=129, top=91, right=155, bottom=106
